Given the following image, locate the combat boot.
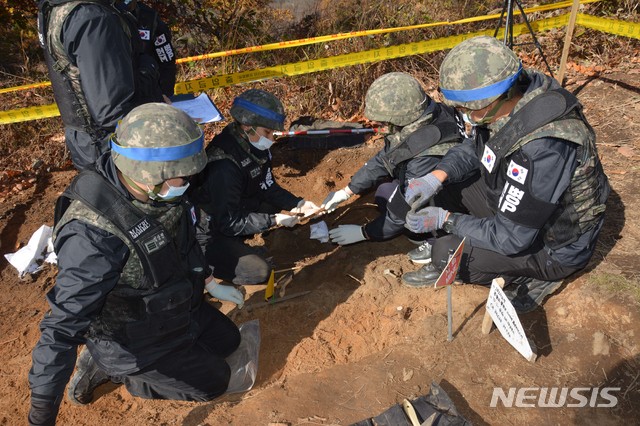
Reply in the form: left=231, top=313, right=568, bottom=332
left=67, top=347, right=110, bottom=405
left=401, top=263, right=441, bottom=288
left=503, top=278, right=563, bottom=314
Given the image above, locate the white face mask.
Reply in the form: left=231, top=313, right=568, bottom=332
left=251, top=135, right=274, bottom=151
left=245, top=127, right=274, bottom=151
left=147, top=181, right=190, bottom=201
left=461, top=111, right=476, bottom=127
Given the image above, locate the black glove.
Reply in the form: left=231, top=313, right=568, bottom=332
left=28, top=396, right=61, bottom=426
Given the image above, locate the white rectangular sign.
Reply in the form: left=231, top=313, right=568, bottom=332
left=486, top=279, right=535, bottom=362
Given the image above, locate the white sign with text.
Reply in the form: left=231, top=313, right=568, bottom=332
left=486, top=279, right=535, bottom=362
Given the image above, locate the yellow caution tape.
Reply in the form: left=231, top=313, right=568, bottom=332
left=0, top=81, right=51, bottom=95
left=577, top=14, right=640, bottom=39
left=0, top=14, right=576, bottom=124
left=178, top=15, right=570, bottom=94
left=4, top=9, right=639, bottom=124
left=175, top=0, right=600, bottom=64
left=0, top=103, right=60, bottom=124
left=0, top=0, right=601, bottom=95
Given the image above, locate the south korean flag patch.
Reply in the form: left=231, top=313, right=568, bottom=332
left=155, top=33, right=167, bottom=46
left=481, top=145, right=497, bottom=173
left=506, top=159, right=528, bottom=185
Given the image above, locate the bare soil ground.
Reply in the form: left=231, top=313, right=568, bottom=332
left=1, top=65, right=639, bottom=425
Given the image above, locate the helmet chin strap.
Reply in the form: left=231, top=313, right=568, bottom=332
left=121, top=173, right=163, bottom=200
left=475, top=86, right=517, bottom=125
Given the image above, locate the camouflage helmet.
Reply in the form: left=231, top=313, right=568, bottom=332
left=229, top=89, right=285, bottom=131
left=364, top=72, right=430, bottom=126
left=111, top=103, right=207, bottom=185
left=439, top=36, right=522, bottom=110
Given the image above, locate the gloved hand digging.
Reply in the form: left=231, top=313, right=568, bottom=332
left=405, top=207, right=449, bottom=234
left=274, top=213, right=300, bottom=227
left=321, top=187, right=353, bottom=213
left=329, top=224, right=367, bottom=245
left=404, top=173, right=442, bottom=209
left=291, top=199, right=321, bottom=217
left=205, top=277, right=244, bottom=308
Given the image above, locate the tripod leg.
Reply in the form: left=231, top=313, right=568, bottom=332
left=515, top=0, right=554, bottom=76
left=493, top=1, right=509, bottom=39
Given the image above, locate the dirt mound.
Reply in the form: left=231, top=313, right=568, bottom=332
left=1, top=69, right=640, bottom=425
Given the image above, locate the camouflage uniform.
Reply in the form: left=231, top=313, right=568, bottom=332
left=343, top=72, right=465, bottom=241
left=28, top=104, right=240, bottom=425
left=417, top=36, right=610, bottom=299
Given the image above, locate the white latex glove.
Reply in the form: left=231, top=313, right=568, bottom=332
left=329, top=224, right=367, bottom=245
left=275, top=213, right=300, bottom=228
left=321, top=188, right=352, bottom=213
left=205, top=279, right=245, bottom=307
left=292, top=200, right=321, bottom=217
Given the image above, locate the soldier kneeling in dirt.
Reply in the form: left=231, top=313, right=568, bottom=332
left=402, top=36, right=610, bottom=313
left=28, top=104, right=241, bottom=425
left=320, top=72, right=472, bottom=253
left=190, top=89, right=320, bottom=290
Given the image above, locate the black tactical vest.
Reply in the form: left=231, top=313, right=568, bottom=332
left=205, top=123, right=273, bottom=202
left=381, top=103, right=462, bottom=190
left=54, top=171, right=206, bottom=351
left=38, top=0, right=161, bottom=140
left=475, top=79, right=609, bottom=249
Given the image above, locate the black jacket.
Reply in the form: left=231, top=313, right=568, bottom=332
left=349, top=102, right=463, bottom=241
left=437, top=71, right=609, bottom=268
left=135, top=2, right=176, bottom=97
left=28, top=154, right=207, bottom=401
left=193, top=123, right=302, bottom=239
left=38, top=0, right=170, bottom=169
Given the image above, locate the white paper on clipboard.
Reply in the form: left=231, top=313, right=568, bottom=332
left=170, top=93, right=223, bottom=123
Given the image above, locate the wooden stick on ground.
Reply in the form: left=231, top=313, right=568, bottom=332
left=557, top=0, right=581, bottom=85
left=481, top=277, right=505, bottom=335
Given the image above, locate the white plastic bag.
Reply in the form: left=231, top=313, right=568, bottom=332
left=4, top=224, right=56, bottom=277
left=225, top=319, right=261, bottom=394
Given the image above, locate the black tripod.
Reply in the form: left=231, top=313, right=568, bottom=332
left=493, top=0, right=554, bottom=77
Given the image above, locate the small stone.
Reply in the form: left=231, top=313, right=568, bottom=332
left=402, top=368, right=414, bottom=381
left=383, top=268, right=398, bottom=277
left=592, top=331, right=610, bottom=356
